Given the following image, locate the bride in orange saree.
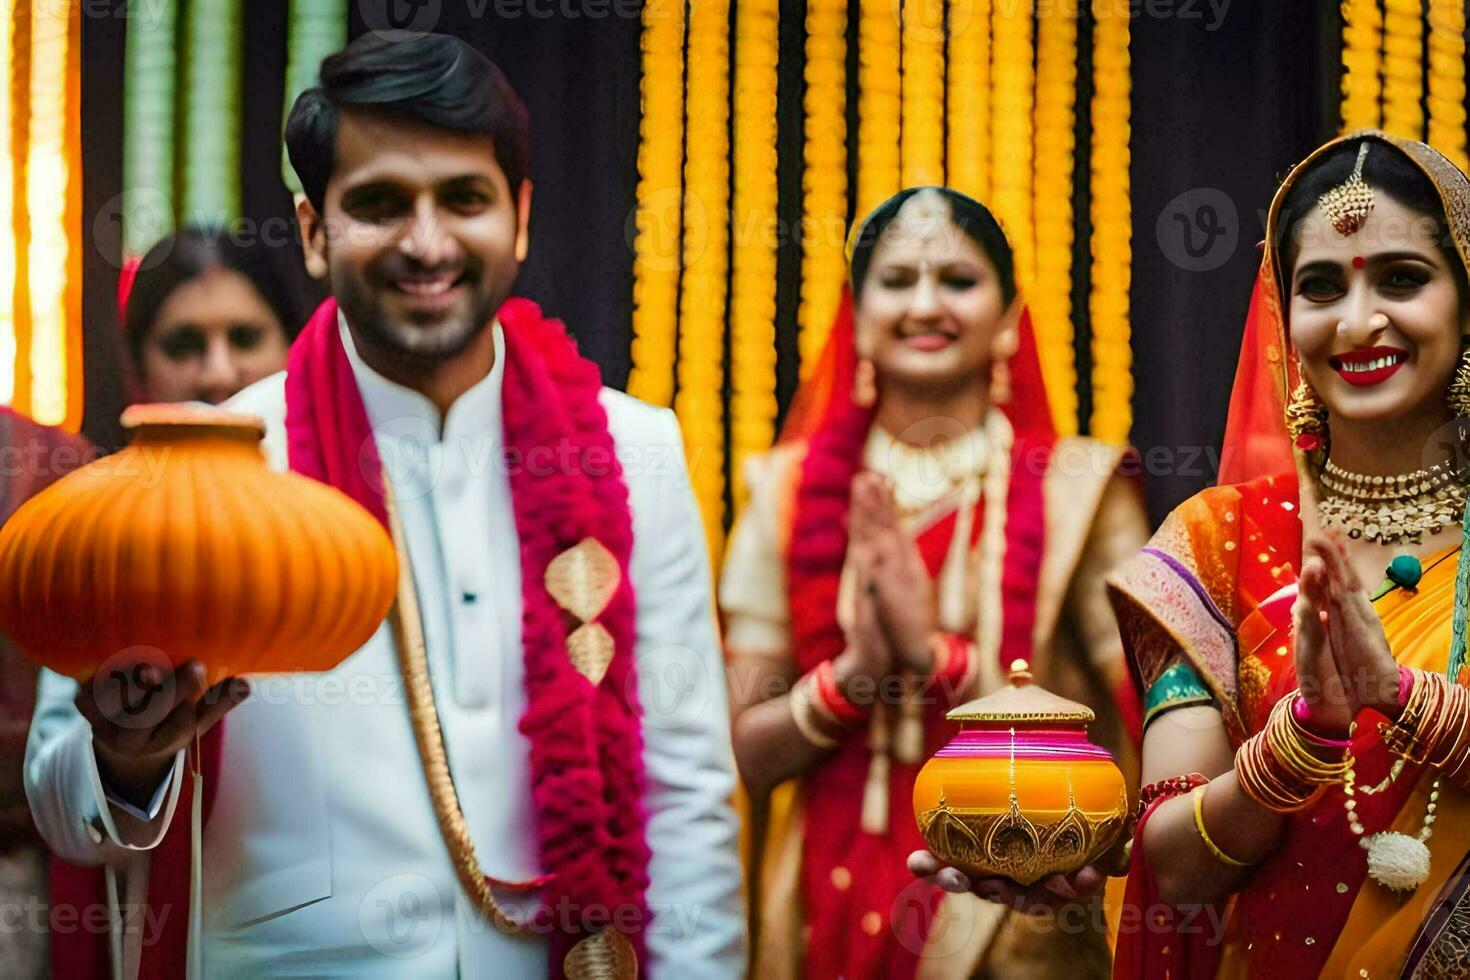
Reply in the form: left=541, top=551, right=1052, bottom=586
left=721, top=187, right=1148, bottom=978
left=1108, top=131, right=1470, bottom=978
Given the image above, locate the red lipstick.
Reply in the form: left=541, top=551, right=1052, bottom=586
left=1329, top=346, right=1409, bottom=387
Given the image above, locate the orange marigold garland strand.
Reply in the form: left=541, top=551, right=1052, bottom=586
left=946, top=0, right=992, bottom=203
left=1089, top=0, right=1132, bottom=445
left=1031, top=0, right=1079, bottom=436
left=730, top=0, right=780, bottom=512
left=627, top=0, right=687, bottom=407
left=1380, top=0, right=1423, bottom=140
left=900, top=0, right=945, bottom=188
left=797, top=0, right=848, bottom=376
left=676, top=0, right=731, bottom=564
left=856, top=0, right=900, bottom=217
left=1427, top=0, right=1466, bottom=172
left=989, top=0, right=1034, bottom=294
left=1340, top=0, right=1383, bottom=132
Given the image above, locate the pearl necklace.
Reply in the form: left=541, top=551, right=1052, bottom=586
left=1317, top=457, right=1469, bottom=545
left=1342, top=754, right=1438, bottom=892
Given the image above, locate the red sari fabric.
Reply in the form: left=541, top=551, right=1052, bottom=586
left=783, top=287, right=1058, bottom=978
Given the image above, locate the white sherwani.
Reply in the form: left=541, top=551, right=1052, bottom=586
left=25, top=321, right=747, bottom=978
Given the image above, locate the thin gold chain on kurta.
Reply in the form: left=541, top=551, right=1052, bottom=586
left=384, top=487, right=534, bottom=934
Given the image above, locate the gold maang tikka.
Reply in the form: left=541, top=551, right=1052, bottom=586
left=1317, top=142, right=1375, bottom=236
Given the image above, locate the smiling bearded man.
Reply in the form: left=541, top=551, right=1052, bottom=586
left=27, top=32, right=745, bottom=980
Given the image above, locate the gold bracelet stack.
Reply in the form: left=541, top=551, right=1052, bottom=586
left=1380, top=669, right=1470, bottom=777
left=1236, top=694, right=1350, bottom=813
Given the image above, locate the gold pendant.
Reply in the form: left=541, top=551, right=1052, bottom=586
left=545, top=538, right=621, bottom=622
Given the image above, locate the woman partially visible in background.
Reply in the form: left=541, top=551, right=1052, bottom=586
left=119, top=226, right=305, bottom=404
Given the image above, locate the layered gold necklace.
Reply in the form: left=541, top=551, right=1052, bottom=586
left=1317, top=457, right=1469, bottom=545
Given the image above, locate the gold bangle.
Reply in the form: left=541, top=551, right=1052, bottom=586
left=1192, top=786, right=1252, bottom=869
left=1382, top=669, right=1447, bottom=764
left=1235, top=731, right=1321, bottom=813
left=1266, top=696, right=1350, bottom=784
left=789, top=676, right=840, bottom=749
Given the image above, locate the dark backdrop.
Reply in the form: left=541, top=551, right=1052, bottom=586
left=81, top=0, right=1341, bottom=520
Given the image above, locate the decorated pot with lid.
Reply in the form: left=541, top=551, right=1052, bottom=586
left=912, top=659, right=1130, bottom=885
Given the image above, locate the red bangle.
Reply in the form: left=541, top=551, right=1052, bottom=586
left=930, top=632, right=973, bottom=686
left=814, top=660, right=868, bottom=724
left=1137, top=771, right=1208, bottom=818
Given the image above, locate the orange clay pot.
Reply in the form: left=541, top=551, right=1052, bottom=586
left=913, top=660, right=1130, bottom=886
left=0, top=404, right=398, bottom=685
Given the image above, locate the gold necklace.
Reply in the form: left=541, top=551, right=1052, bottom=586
left=1317, top=457, right=1468, bottom=545
left=867, top=423, right=991, bottom=522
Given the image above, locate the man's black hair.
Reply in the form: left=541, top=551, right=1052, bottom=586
left=284, top=32, right=531, bottom=212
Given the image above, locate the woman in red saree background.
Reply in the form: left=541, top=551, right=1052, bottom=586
left=721, top=187, right=1148, bottom=978
left=1109, top=132, right=1470, bottom=977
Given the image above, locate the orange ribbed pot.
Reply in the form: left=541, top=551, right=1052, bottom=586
left=0, top=404, right=398, bottom=685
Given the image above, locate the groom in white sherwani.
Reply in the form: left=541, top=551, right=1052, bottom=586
left=26, top=32, right=744, bottom=979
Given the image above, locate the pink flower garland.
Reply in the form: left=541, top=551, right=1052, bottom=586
left=285, top=297, right=650, bottom=972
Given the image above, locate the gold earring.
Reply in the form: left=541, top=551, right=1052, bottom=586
left=1449, top=345, right=1470, bottom=419
left=852, top=358, right=877, bottom=409
left=1285, top=379, right=1329, bottom=452
left=990, top=357, right=1012, bottom=406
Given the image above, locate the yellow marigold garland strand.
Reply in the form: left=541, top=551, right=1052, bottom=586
left=676, top=0, right=731, bottom=564
left=946, top=0, right=991, bottom=203
left=1381, top=0, right=1423, bottom=140
left=797, top=0, right=847, bottom=376
left=1031, top=0, right=1079, bottom=436
left=1340, top=0, right=1383, bottom=132
left=1427, top=0, right=1467, bottom=173
left=26, top=0, right=79, bottom=428
left=730, top=0, right=780, bottom=513
left=856, top=0, right=900, bottom=218
left=900, top=0, right=945, bottom=188
left=627, top=0, right=687, bottom=407
left=0, top=4, right=15, bottom=408
left=990, top=0, right=1034, bottom=295
left=1089, top=0, right=1132, bottom=445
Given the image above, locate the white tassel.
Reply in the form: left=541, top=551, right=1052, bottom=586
left=105, top=863, right=123, bottom=980
left=1365, top=832, right=1431, bottom=892
left=188, top=754, right=204, bottom=979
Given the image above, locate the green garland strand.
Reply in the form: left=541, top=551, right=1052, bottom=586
left=181, top=0, right=242, bottom=226
left=281, top=0, right=347, bottom=196
left=121, top=0, right=178, bottom=255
